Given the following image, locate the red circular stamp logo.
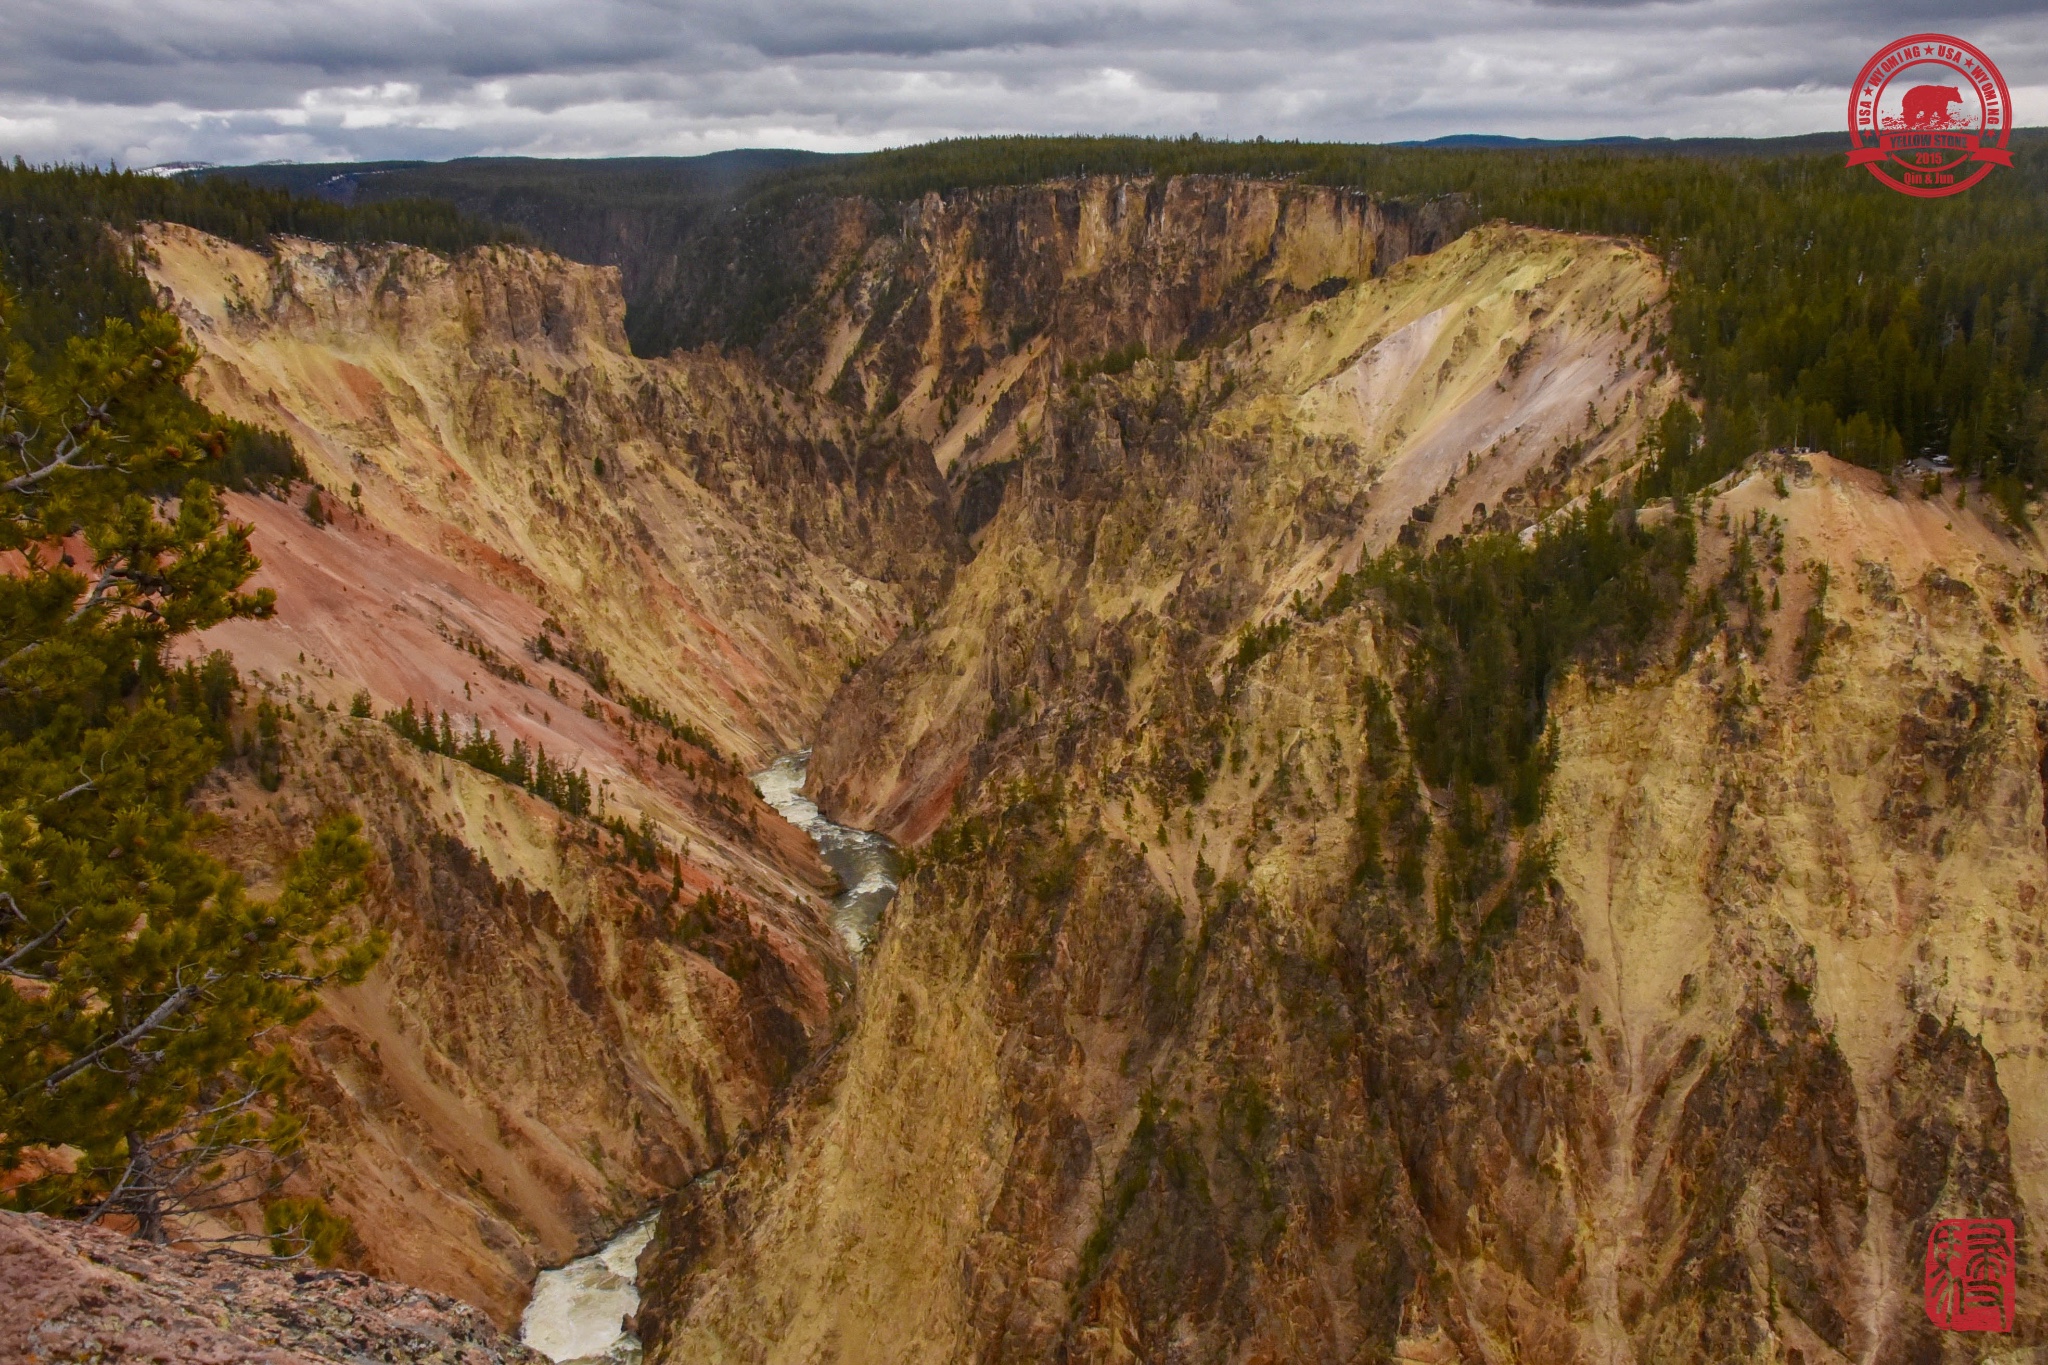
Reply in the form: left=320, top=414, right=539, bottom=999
left=1848, top=34, right=2012, bottom=197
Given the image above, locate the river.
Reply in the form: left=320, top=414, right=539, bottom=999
left=749, top=749, right=901, bottom=955
left=518, top=751, right=898, bottom=1363
left=517, top=1216, right=656, bottom=1364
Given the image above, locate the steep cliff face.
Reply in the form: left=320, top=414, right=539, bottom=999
left=135, top=225, right=958, bottom=1322
left=747, top=177, right=1470, bottom=509
left=143, top=222, right=958, bottom=764
left=809, top=222, right=1673, bottom=841
left=192, top=703, right=839, bottom=1322
left=1549, top=457, right=2047, bottom=1365
left=638, top=210, right=2047, bottom=1363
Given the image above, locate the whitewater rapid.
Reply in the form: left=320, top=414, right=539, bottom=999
left=750, top=749, right=901, bottom=955
left=518, top=1216, right=655, bottom=1364
left=519, top=751, right=899, bottom=1362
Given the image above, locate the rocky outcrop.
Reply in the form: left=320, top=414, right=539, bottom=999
left=0, top=1209, right=541, bottom=1363
left=637, top=206, right=2048, bottom=1364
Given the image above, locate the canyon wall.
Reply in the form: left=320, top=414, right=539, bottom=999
left=139, top=224, right=956, bottom=1321
left=811, top=222, right=1671, bottom=842
left=130, top=184, right=1477, bottom=1322
left=638, top=208, right=2047, bottom=1364
left=751, top=178, right=1470, bottom=510
left=135, top=177, right=2048, bottom=1362
left=144, top=221, right=958, bottom=764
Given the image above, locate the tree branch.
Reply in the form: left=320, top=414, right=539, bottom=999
left=66, top=564, right=135, bottom=624
left=2, top=438, right=88, bottom=494
left=81, top=1157, right=141, bottom=1227
left=47, top=775, right=96, bottom=805
left=0, top=906, right=75, bottom=975
left=0, top=401, right=115, bottom=495
left=22, top=971, right=219, bottom=1097
left=0, top=637, right=47, bottom=678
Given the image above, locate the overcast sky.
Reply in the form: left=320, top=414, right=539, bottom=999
left=5, top=0, right=2046, bottom=167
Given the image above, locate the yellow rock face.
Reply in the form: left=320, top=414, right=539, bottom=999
left=641, top=208, right=2048, bottom=1364
left=142, top=222, right=953, bottom=766
left=809, top=221, right=1679, bottom=843
left=1549, top=454, right=2048, bottom=1361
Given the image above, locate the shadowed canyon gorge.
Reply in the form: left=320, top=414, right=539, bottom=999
left=6, top=160, right=2046, bottom=1365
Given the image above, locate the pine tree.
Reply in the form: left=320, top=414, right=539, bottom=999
left=0, top=290, right=384, bottom=1242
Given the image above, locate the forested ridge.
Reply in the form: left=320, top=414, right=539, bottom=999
left=196, top=133, right=2048, bottom=511
left=0, top=164, right=515, bottom=493
left=747, top=131, right=2048, bottom=506
left=196, top=152, right=825, bottom=358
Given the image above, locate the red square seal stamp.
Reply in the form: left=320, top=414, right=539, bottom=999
left=1925, top=1218, right=2016, bottom=1332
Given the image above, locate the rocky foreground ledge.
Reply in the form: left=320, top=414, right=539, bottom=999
left=0, top=1210, right=542, bottom=1364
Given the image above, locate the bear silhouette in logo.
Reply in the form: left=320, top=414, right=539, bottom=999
left=1900, top=84, right=1965, bottom=128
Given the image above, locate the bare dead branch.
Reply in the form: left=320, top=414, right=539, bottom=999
left=48, top=775, right=96, bottom=804
left=66, top=564, right=134, bottom=624
left=0, top=906, right=75, bottom=974
left=2, top=432, right=96, bottom=495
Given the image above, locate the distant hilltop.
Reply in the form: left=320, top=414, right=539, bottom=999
left=1393, top=131, right=1848, bottom=154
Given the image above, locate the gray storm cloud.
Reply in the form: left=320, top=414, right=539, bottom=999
left=1, top=0, right=2043, bottom=165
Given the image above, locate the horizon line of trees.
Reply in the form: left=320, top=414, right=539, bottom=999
left=115, top=133, right=2048, bottom=517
